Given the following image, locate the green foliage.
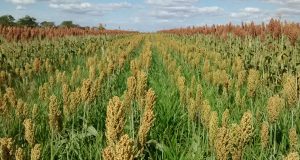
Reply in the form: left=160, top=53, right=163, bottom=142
left=0, top=15, right=15, bottom=26
left=98, top=23, right=105, bottom=30
left=60, top=21, right=79, bottom=28
left=17, top=15, right=38, bottom=27
left=40, top=21, right=55, bottom=28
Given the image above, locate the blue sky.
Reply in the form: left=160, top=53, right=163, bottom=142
left=1, top=0, right=300, bottom=31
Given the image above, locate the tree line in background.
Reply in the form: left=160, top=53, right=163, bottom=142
left=0, top=15, right=106, bottom=30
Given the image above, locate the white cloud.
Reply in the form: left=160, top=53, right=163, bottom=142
left=7, top=0, right=35, bottom=4
left=276, top=7, right=300, bottom=15
left=196, top=6, right=223, bottom=14
left=230, top=7, right=263, bottom=18
left=49, top=0, right=80, bottom=3
left=145, top=0, right=198, bottom=6
left=156, top=19, right=170, bottom=23
left=150, top=10, right=182, bottom=19
left=261, top=0, right=300, bottom=18
left=262, top=0, right=300, bottom=9
left=16, top=5, right=26, bottom=9
left=263, top=0, right=300, bottom=5
left=49, top=2, right=91, bottom=11
left=49, top=2, right=132, bottom=16
left=146, top=0, right=223, bottom=19
left=131, top=17, right=141, bottom=23
left=244, top=7, right=261, bottom=13
left=7, top=0, right=90, bottom=5
left=150, top=7, right=223, bottom=19
left=230, top=12, right=247, bottom=18
left=7, top=0, right=133, bottom=16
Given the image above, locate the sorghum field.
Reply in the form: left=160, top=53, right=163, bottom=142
left=1, top=20, right=300, bottom=160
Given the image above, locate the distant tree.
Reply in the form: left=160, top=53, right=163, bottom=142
left=98, top=23, right=105, bottom=30
left=17, top=15, right=38, bottom=27
left=60, top=21, right=79, bottom=28
left=74, top=24, right=81, bottom=28
left=84, top=26, right=90, bottom=29
left=0, top=15, right=15, bottom=26
left=40, top=21, right=55, bottom=28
